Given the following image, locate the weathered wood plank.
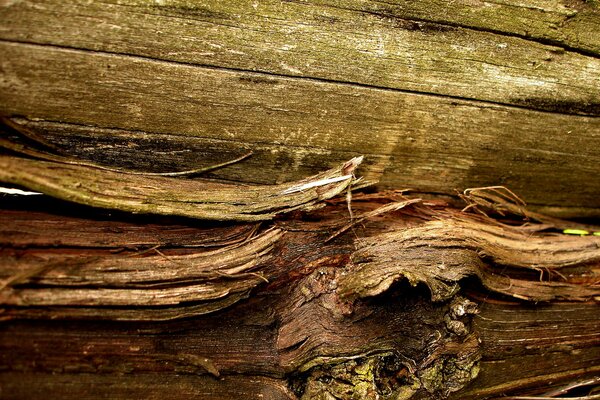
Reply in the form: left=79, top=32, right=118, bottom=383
left=2, top=300, right=598, bottom=400
left=462, top=302, right=600, bottom=398
left=0, top=308, right=284, bottom=377
left=345, top=0, right=600, bottom=55
left=1, top=42, right=599, bottom=216
left=1, top=0, right=599, bottom=114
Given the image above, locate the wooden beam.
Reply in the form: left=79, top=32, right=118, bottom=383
left=1, top=0, right=599, bottom=112
left=1, top=43, right=599, bottom=216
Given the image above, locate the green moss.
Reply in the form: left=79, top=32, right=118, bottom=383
left=354, top=359, right=376, bottom=378
left=470, top=362, right=480, bottom=380
left=419, top=361, right=444, bottom=393
left=394, top=378, right=421, bottom=400
left=299, top=355, right=392, bottom=399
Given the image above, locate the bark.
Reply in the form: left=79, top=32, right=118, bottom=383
left=0, top=185, right=598, bottom=399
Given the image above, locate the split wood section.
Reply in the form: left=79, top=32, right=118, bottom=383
left=1, top=0, right=599, bottom=108
left=0, top=195, right=598, bottom=398
left=1, top=1, right=600, bottom=216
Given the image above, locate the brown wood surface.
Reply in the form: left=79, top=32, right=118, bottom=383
left=0, top=194, right=598, bottom=399
left=1, top=2, right=600, bottom=398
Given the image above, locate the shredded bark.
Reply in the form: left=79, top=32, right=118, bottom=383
left=0, top=229, right=283, bottom=320
left=339, top=217, right=600, bottom=302
left=461, top=186, right=600, bottom=232
left=0, top=186, right=598, bottom=398
left=0, top=209, right=257, bottom=248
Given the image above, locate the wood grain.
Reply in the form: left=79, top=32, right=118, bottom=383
left=0, top=210, right=256, bottom=248
left=1, top=1, right=600, bottom=216
left=0, top=154, right=361, bottom=221
left=1, top=3, right=600, bottom=396
left=0, top=0, right=599, bottom=112
left=0, top=373, right=295, bottom=400
left=462, top=302, right=600, bottom=399
left=1, top=42, right=599, bottom=217
left=0, top=200, right=598, bottom=398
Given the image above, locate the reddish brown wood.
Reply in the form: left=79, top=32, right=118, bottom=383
left=0, top=195, right=598, bottom=399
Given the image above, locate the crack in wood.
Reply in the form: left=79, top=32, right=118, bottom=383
left=1, top=38, right=598, bottom=117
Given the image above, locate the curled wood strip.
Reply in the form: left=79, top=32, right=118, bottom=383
left=340, top=218, right=600, bottom=302
left=461, top=186, right=600, bottom=232
left=0, top=155, right=363, bottom=221
left=0, top=229, right=283, bottom=319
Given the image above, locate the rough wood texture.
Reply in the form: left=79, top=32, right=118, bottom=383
left=1, top=2, right=600, bottom=398
left=1, top=0, right=599, bottom=110
left=340, top=218, right=600, bottom=302
left=0, top=209, right=257, bottom=248
left=2, top=301, right=598, bottom=400
left=0, top=196, right=598, bottom=399
left=1, top=1, right=600, bottom=216
left=0, top=153, right=361, bottom=221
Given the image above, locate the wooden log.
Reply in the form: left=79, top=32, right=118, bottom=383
left=1, top=0, right=599, bottom=111
left=0, top=194, right=598, bottom=399
left=1, top=1, right=600, bottom=216
left=1, top=2, right=600, bottom=398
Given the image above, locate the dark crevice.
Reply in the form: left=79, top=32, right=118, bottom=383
left=9, top=117, right=370, bottom=157
left=2, top=39, right=599, bottom=118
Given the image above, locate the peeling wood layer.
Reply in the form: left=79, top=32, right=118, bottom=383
left=0, top=229, right=283, bottom=308
left=0, top=194, right=599, bottom=398
left=0, top=155, right=362, bottom=221
left=0, top=210, right=257, bottom=248
left=1, top=194, right=598, bottom=321
left=339, top=218, right=600, bottom=302
left=18, top=118, right=600, bottom=218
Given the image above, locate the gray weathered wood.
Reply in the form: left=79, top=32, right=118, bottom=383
left=1, top=0, right=599, bottom=112
left=1, top=42, right=600, bottom=217
left=1, top=0, right=599, bottom=218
